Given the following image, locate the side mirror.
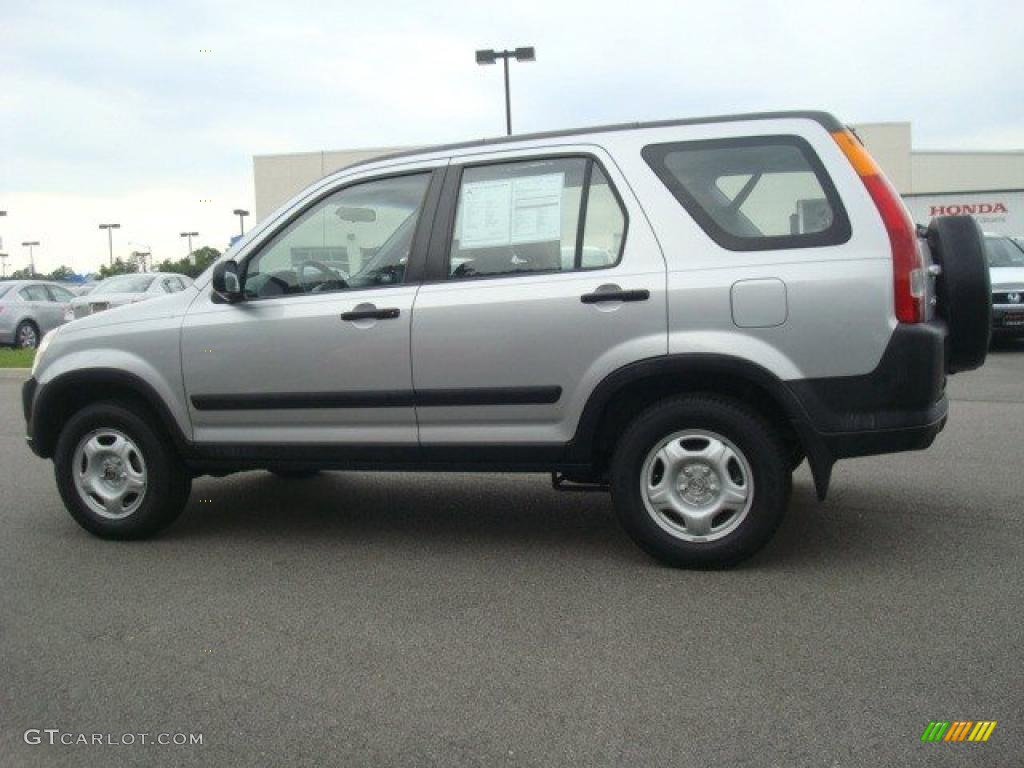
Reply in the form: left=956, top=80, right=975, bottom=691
left=336, top=206, right=377, bottom=223
left=212, top=260, right=243, bottom=303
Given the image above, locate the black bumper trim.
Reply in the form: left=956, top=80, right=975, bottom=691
left=22, top=377, right=41, bottom=457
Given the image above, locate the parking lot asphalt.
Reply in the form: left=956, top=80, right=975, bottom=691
left=1, top=343, right=1022, bottom=767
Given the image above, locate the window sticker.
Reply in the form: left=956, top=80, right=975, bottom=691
left=459, top=173, right=564, bottom=248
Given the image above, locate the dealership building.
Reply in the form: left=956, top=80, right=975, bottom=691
left=252, top=120, right=1024, bottom=235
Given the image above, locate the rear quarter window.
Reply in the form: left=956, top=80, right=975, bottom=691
left=642, top=135, right=851, bottom=251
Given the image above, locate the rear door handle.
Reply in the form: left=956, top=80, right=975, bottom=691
left=580, top=289, right=650, bottom=304
left=341, top=307, right=401, bottom=321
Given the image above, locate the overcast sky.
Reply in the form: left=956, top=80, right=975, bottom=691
left=1, top=0, right=1022, bottom=274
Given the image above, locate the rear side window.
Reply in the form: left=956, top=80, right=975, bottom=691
left=643, top=135, right=850, bottom=251
left=19, top=285, right=50, bottom=301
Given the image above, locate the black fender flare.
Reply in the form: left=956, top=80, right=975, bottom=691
left=29, top=368, right=191, bottom=459
left=565, top=354, right=835, bottom=499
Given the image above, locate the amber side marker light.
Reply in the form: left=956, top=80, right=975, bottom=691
left=832, top=129, right=925, bottom=323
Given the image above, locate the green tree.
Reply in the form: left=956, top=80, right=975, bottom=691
left=47, top=265, right=75, bottom=281
left=98, top=258, right=139, bottom=279
left=9, top=267, right=34, bottom=279
left=156, top=246, right=221, bottom=279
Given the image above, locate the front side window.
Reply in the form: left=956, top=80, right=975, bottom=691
left=643, top=136, right=850, bottom=251
left=448, top=157, right=626, bottom=279
left=244, top=173, right=432, bottom=299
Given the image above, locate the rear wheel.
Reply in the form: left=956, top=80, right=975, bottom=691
left=610, top=395, right=789, bottom=568
left=54, top=402, right=191, bottom=539
left=15, top=321, right=39, bottom=349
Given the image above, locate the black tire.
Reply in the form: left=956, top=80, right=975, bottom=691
left=54, top=402, right=191, bottom=539
left=269, top=469, right=321, bottom=479
left=15, top=320, right=40, bottom=349
left=927, top=215, right=991, bottom=373
left=609, top=395, right=789, bottom=568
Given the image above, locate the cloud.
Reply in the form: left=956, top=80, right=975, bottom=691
left=1, top=0, right=1022, bottom=273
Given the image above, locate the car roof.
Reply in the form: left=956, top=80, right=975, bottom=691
left=0, top=280, right=61, bottom=289
left=340, top=110, right=845, bottom=173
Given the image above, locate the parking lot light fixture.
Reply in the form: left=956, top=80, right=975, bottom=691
left=98, top=223, right=120, bottom=266
left=233, top=209, right=250, bottom=237
left=475, top=46, right=535, bottom=136
left=22, top=241, right=40, bottom=276
left=180, top=231, right=199, bottom=262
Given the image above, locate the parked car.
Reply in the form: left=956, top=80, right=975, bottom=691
left=985, top=234, right=1024, bottom=337
left=0, top=280, right=76, bottom=348
left=24, top=111, right=992, bottom=567
left=72, top=282, right=99, bottom=296
left=69, top=273, right=193, bottom=318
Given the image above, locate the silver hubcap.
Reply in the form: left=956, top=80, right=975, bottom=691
left=72, top=429, right=148, bottom=519
left=18, top=325, right=38, bottom=348
left=641, top=429, right=753, bottom=543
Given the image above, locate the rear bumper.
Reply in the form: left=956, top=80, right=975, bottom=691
left=785, top=322, right=949, bottom=496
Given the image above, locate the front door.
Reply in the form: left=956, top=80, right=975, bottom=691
left=182, top=165, right=443, bottom=447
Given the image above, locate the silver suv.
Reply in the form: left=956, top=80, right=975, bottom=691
left=23, top=112, right=992, bottom=567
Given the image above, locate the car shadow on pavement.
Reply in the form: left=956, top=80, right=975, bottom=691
left=988, top=336, right=1024, bottom=354
left=154, top=469, right=942, bottom=571
left=166, top=470, right=637, bottom=561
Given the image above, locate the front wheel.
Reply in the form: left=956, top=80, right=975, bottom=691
left=54, top=402, right=192, bottom=539
left=610, top=395, right=789, bottom=568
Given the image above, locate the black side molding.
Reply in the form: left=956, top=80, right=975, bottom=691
left=192, top=391, right=416, bottom=411
left=191, top=386, right=562, bottom=411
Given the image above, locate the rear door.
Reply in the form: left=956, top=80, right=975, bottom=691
left=19, top=284, right=57, bottom=332
left=410, top=147, right=667, bottom=453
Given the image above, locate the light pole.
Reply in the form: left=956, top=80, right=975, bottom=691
left=233, top=209, right=249, bottom=237
left=180, top=231, right=199, bottom=263
left=475, top=46, right=535, bottom=136
left=22, top=241, right=40, bottom=276
left=0, top=210, right=6, bottom=254
left=0, top=253, right=8, bottom=278
left=128, top=241, right=152, bottom=272
left=99, top=223, right=120, bottom=265
left=130, top=250, right=151, bottom=272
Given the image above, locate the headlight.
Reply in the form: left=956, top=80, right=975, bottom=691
left=31, top=327, right=60, bottom=376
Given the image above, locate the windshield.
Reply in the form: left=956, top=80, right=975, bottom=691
left=90, top=275, right=156, bottom=295
left=0, top=284, right=10, bottom=299
left=985, top=236, right=1024, bottom=268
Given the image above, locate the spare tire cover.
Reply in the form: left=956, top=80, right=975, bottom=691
left=927, top=215, right=991, bottom=373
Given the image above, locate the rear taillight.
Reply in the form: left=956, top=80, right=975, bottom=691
left=832, top=129, right=925, bottom=323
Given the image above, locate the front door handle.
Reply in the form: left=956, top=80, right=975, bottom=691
left=341, top=307, right=401, bottom=321
left=580, top=288, right=650, bottom=304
